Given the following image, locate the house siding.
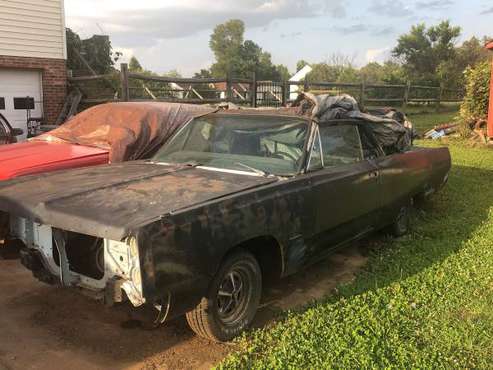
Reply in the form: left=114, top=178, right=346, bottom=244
left=0, top=0, right=66, bottom=60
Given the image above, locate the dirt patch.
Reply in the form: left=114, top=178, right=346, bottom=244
left=0, top=242, right=369, bottom=369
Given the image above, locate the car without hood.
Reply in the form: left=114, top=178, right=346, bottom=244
left=0, top=110, right=451, bottom=342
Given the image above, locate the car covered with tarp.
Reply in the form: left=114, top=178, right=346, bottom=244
left=287, top=93, right=414, bottom=154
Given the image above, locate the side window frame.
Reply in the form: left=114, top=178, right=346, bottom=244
left=357, top=123, right=385, bottom=159
left=318, top=121, right=364, bottom=167
left=306, top=125, right=324, bottom=171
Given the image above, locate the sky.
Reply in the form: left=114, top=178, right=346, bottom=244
left=65, top=0, right=493, bottom=77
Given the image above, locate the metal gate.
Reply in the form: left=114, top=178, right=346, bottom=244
left=256, top=81, right=284, bottom=107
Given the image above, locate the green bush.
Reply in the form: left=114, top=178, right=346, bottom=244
left=459, top=61, right=491, bottom=131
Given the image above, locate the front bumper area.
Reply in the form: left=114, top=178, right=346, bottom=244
left=15, top=218, right=146, bottom=307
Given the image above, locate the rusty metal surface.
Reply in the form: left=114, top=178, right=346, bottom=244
left=135, top=146, right=451, bottom=316
left=0, top=162, right=276, bottom=240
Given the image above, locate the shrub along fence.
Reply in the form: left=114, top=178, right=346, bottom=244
left=68, top=63, right=464, bottom=111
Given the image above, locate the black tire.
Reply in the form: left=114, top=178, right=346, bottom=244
left=413, top=193, right=427, bottom=208
left=0, top=239, right=23, bottom=260
left=391, top=205, right=411, bottom=237
left=186, top=250, right=262, bottom=342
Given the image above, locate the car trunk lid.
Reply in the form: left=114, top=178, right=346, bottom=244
left=0, top=141, right=108, bottom=180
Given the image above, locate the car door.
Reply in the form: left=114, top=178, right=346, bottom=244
left=306, top=121, right=380, bottom=260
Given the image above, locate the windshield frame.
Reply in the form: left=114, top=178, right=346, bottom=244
left=152, top=112, right=314, bottom=177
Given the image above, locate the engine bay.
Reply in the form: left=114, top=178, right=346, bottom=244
left=11, top=217, right=145, bottom=307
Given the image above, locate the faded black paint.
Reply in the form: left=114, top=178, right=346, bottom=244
left=0, top=115, right=451, bottom=318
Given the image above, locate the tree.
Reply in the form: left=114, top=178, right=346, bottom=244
left=164, top=69, right=182, bottom=78
left=275, top=64, right=291, bottom=81
left=305, top=53, right=358, bottom=83
left=359, top=61, right=406, bottom=84
left=456, top=36, right=491, bottom=69
left=438, top=36, right=491, bottom=90
left=194, top=69, right=212, bottom=78
left=209, top=19, right=244, bottom=63
left=392, top=21, right=461, bottom=84
left=129, top=56, right=143, bottom=72
left=66, top=28, right=122, bottom=76
left=209, top=19, right=244, bottom=77
left=66, top=28, right=83, bottom=73
left=459, top=61, right=491, bottom=128
left=208, top=19, right=287, bottom=80
left=296, top=60, right=310, bottom=72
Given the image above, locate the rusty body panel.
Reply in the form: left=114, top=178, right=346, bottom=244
left=0, top=112, right=451, bottom=320
left=0, top=163, right=276, bottom=240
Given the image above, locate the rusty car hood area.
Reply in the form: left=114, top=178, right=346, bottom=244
left=0, top=161, right=277, bottom=240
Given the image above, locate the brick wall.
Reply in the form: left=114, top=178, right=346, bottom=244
left=0, top=55, right=66, bottom=124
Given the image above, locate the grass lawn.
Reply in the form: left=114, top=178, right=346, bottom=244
left=219, top=122, right=493, bottom=368
left=397, top=103, right=460, bottom=135
left=410, top=110, right=459, bottom=135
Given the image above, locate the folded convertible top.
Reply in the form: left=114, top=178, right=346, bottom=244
left=290, top=93, right=413, bottom=154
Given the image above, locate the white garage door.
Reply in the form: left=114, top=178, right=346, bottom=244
left=0, top=69, right=43, bottom=141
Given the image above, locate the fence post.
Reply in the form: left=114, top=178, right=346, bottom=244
left=436, top=83, right=443, bottom=112
left=303, top=76, right=309, bottom=92
left=359, top=80, right=366, bottom=109
left=282, top=80, right=289, bottom=107
left=403, top=80, right=411, bottom=107
left=226, top=70, right=233, bottom=101
left=120, top=63, right=129, bottom=101
left=251, top=71, right=257, bottom=108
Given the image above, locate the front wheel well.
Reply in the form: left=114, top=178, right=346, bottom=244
left=223, top=236, right=284, bottom=283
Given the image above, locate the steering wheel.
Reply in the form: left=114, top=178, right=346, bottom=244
left=272, top=150, right=298, bottom=162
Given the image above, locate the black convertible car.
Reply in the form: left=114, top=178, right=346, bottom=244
left=0, top=108, right=450, bottom=342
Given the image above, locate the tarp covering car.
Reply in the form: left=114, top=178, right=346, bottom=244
left=34, top=102, right=215, bottom=163
left=290, top=93, right=413, bottom=154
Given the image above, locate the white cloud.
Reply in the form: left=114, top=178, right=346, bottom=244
left=368, top=0, right=413, bottom=17
left=65, top=0, right=346, bottom=44
left=365, top=47, right=391, bottom=63
left=415, top=0, right=454, bottom=10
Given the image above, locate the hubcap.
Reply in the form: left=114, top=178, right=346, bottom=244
left=217, top=268, right=250, bottom=325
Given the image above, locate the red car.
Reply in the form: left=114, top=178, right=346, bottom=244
left=0, top=141, right=109, bottom=181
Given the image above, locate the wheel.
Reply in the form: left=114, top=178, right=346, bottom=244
left=186, top=250, right=262, bottom=342
left=391, top=205, right=411, bottom=237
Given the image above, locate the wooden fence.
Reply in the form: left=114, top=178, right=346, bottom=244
left=68, top=63, right=464, bottom=110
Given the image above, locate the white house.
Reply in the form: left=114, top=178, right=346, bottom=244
left=0, top=0, right=67, bottom=137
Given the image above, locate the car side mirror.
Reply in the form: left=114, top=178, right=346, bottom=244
left=11, top=128, right=24, bottom=136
